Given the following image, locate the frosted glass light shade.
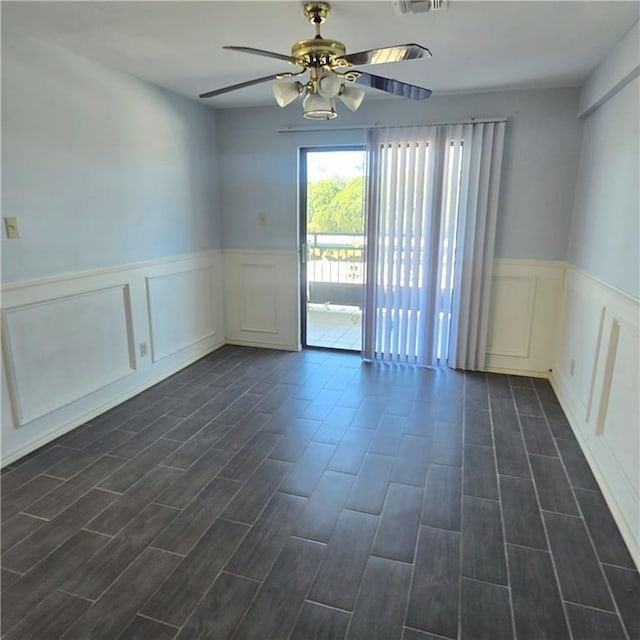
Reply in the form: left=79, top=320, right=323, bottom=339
left=272, top=82, right=303, bottom=107
left=317, top=72, right=342, bottom=97
left=339, top=85, right=366, bottom=112
left=302, top=92, right=337, bottom=119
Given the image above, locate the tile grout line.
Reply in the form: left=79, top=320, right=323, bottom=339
left=525, top=384, right=578, bottom=640
left=534, top=386, right=632, bottom=640
left=487, top=376, right=518, bottom=640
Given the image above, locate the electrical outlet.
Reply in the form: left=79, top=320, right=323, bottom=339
left=258, top=213, right=267, bottom=226
left=140, top=342, right=148, bottom=357
left=4, top=217, right=20, bottom=239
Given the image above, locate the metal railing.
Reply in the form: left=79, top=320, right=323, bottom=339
left=307, top=233, right=365, bottom=285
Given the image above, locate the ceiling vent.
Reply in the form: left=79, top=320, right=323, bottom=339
left=392, top=0, right=448, bottom=15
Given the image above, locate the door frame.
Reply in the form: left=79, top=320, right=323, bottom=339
left=298, top=144, right=366, bottom=351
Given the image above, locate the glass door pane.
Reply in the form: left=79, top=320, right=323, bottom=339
left=302, top=148, right=366, bottom=351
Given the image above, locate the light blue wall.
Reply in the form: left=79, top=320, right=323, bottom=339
left=568, top=23, right=639, bottom=298
left=2, top=31, right=222, bottom=283
left=217, top=87, right=583, bottom=260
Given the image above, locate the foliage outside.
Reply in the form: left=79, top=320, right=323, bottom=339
left=307, top=176, right=365, bottom=234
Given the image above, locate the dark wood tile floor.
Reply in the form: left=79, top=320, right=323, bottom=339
left=1, top=345, right=638, bottom=640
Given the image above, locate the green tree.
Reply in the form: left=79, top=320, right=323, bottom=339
left=307, top=176, right=364, bottom=233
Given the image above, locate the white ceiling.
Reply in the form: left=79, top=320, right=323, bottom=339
left=4, top=1, right=639, bottom=108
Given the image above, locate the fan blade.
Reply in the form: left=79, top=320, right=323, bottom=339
left=339, top=44, right=431, bottom=67
left=224, top=46, right=304, bottom=66
left=354, top=71, right=432, bottom=100
left=199, top=73, right=287, bottom=99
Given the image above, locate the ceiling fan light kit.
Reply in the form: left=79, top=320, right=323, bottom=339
left=198, top=1, right=433, bottom=120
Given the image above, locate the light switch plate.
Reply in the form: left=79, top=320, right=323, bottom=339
left=4, top=217, right=20, bottom=239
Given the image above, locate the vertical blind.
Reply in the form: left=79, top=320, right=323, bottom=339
left=363, top=121, right=505, bottom=369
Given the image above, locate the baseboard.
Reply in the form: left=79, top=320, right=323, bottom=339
left=550, top=372, right=640, bottom=570
left=224, top=338, right=301, bottom=352
left=484, top=365, right=551, bottom=378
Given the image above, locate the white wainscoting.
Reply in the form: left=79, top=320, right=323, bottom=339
left=552, top=265, right=639, bottom=567
left=485, top=259, right=565, bottom=376
left=223, top=249, right=300, bottom=351
left=1, top=251, right=224, bottom=465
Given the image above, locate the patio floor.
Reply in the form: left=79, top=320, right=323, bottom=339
left=307, top=304, right=362, bottom=351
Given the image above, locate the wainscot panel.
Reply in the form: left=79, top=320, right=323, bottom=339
left=223, top=249, right=300, bottom=351
left=485, top=259, right=564, bottom=376
left=1, top=251, right=224, bottom=465
left=552, top=265, right=639, bottom=569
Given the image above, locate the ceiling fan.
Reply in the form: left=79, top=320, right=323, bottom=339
left=198, top=1, right=433, bottom=120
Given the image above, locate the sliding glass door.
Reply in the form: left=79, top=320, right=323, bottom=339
left=300, top=147, right=366, bottom=351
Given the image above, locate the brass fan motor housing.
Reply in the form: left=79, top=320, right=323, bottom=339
left=291, top=38, right=347, bottom=66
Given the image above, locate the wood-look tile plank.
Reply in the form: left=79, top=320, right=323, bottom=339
left=500, top=475, right=547, bottom=550
left=391, top=435, right=430, bottom=487
left=220, top=458, right=292, bottom=524
left=174, top=571, right=259, bottom=640
left=61, top=503, right=178, bottom=600
left=421, top=464, right=461, bottom=531
left=542, top=403, right=575, bottom=439
left=142, top=519, right=249, bottom=626
left=575, top=489, right=635, bottom=569
left=529, top=454, right=579, bottom=515
left=224, top=491, right=307, bottom=581
left=152, top=476, right=242, bottom=554
left=463, top=444, right=498, bottom=499
left=464, top=410, right=492, bottom=447
left=369, top=415, right=407, bottom=456
left=566, top=603, right=626, bottom=640
left=3, top=589, right=91, bottom=640
left=402, top=628, right=451, bottom=640
left=512, top=387, right=543, bottom=417
left=406, top=526, right=460, bottom=639
left=603, top=565, right=640, bottom=640
left=371, top=483, right=422, bottom=563
left=1, top=568, right=21, bottom=592
left=290, top=601, right=350, bottom=640
left=160, top=439, right=212, bottom=470
left=507, top=544, right=570, bottom=640
left=489, top=396, right=519, bottom=431
left=313, top=406, right=356, bottom=444
left=302, top=389, right=342, bottom=421
left=87, top=465, right=183, bottom=536
left=48, top=429, right=134, bottom=479
left=218, top=431, right=281, bottom=481
left=233, top=537, right=325, bottom=640
left=279, top=441, right=336, bottom=497
left=309, top=508, right=379, bottom=611
left=1, top=512, right=45, bottom=554
left=327, top=427, right=375, bottom=475
left=346, top=556, right=412, bottom=640
left=117, top=615, right=178, bottom=640
left=293, top=470, right=355, bottom=542
left=493, top=428, right=530, bottom=479
left=1, top=446, right=72, bottom=495
left=110, top=414, right=184, bottom=458
left=60, top=548, right=181, bottom=640
left=519, top=415, right=558, bottom=457
left=555, top=437, right=599, bottom=491
left=344, top=453, right=394, bottom=514
left=352, top=397, right=391, bottom=429
left=544, top=511, right=614, bottom=611
left=1, top=530, right=110, bottom=634
left=429, top=421, right=462, bottom=466
left=154, top=447, right=233, bottom=510
left=460, top=578, right=512, bottom=640
left=213, top=411, right=271, bottom=452
left=98, top=439, right=181, bottom=494
left=1, top=474, right=64, bottom=522
left=268, top=417, right=321, bottom=462
left=461, top=496, right=507, bottom=585
left=2, top=489, right=117, bottom=574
